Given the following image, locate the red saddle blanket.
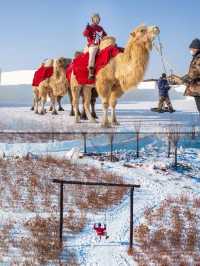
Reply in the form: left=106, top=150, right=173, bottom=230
left=32, top=66, right=53, bottom=86
left=71, top=45, right=123, bottom=85
left=66, top=62, right=73, bottom=83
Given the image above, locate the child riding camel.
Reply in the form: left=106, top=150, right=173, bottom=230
left=83, top=13, right=107, bottom=80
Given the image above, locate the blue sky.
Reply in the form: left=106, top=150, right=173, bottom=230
left=0, top=0, right=199, bottom=77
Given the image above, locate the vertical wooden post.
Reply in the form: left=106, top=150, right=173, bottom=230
left=83, top=133, right=87, bottom=154
left=167, top=138, right=171, bottom=158
left=110, top=134, right=114, bottom=162
left=191, top=125, right=196, bottom=140
left=59, top=182, right=64, bottom=246
left=136, top=132, right=139, bottom=158
left=174, top=145, right=178, bottom=168
left=129, top=187, right=134, bottom=251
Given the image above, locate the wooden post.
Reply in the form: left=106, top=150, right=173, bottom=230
left=167, top=138, right=171, bottom=158
left=174, top=145, right=178, bottom=168
left=136, top=132, right=139, bottom=158
left=110, top=134, right=114, bottom=162
left=59, top=182, right=64, bottom=246
left=83, top=133, right=87, bottom=154
left=129, top=187, right=134, bottom=251
left=191, top=125, right=196, bottom=140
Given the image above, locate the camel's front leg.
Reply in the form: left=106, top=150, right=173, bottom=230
left=71, top=86, right=81, bottom=123
left=110, top=100, right=120, bottom=126
left=109, top=89, right=122, bottom=126
left=101, top=99, right=111, bottom=128
left=83, top=87, right=97, bottom=123
left=51, top=96, right=58, bottom=115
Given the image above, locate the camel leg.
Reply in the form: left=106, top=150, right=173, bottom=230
left=80, top=96, right=88, bottom=120
left=110, top=98, right=120, bottom=126
left=91, top=95, right=98, bottom=119
left=71, top=87, right=81, bottom=123
left=51, top=96, right=58, bottom=115
left=68, top=89, right=74, bottom=116
left=31, top=97, right=35, bottom=111
left=83, top=87, right=97, bottom=123
left=34, top=94, right=39, bottom=114
left=110, top=101, right=119, bottom=125
left=101, top=99, right=111, bottom=128
left=57, top=96, right=65, bottom=111
left=91, top=88, right=98, bottom=119
left=40, top=97, right=46, bottom=115
left=109, top=89, right=122, bottom=125
left=49, top=104, right=53, bottom=112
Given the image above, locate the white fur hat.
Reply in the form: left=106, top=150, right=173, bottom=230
left=91, top=13, right=101, bottom=24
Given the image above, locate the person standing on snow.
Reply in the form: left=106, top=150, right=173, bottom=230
left=83, top=13, right=107, bottom=80
left=156, top=73, right=175, bottom=113
left=183, top=39, right=200, bottom=113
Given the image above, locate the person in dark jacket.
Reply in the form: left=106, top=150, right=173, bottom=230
left=156, top=73, right=175, bottom=113
left=184, top=38, right=200, bottom=113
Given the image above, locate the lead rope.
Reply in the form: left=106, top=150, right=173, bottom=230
left=153, top=36, right=167, bottom=74
left=153, top=36, right=176, bottom=77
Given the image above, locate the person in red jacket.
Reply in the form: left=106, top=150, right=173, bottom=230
left=83, top=13, right=107, bottom=79
left=93, top=223, right=109, bottom=240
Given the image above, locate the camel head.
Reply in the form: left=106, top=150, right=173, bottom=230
left=130, top=25, right=160, bottom=50
left=54, top=57, right=69, bottom=69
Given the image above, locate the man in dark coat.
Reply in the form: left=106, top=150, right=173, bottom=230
left=156, top=73, right=175, bottom=113
left=184, top=38, right=200, bottom=112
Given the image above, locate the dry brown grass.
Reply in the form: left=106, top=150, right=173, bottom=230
left=132, top=195, right=200, bottom=265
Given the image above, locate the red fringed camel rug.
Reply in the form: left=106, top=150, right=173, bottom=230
left=32, top=66, right=53, bottom=86
left=67, top=45, right=124, bottom=85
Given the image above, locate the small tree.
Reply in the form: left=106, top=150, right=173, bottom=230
left=164, top=125, right=173, bottom=158
left=170, top=124, right=181, bottom=168
left=109, top=133, right=114, bottom=162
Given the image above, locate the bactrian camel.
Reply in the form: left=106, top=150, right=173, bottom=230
left=32, top=57, right=98, bottom=118
left=34, top=57, right=70, bottom=115
left=71, top=25, right=160, bottom=127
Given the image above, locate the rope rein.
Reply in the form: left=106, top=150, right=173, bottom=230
left=153, top=36, right=176, bottom=76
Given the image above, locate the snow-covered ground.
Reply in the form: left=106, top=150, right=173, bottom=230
left=0, top=98, right=198, bottom=133
left=1, top=96, right=200, bottom=265
left=71, top=145, right=200, bottom=266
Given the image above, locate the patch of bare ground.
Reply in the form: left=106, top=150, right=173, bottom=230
left=0, top=156, right=127, bottom=264
left=130, top=194, right=200, bottom=265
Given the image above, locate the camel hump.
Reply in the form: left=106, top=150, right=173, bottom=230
left=99, top=36, right=116, bottom=51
